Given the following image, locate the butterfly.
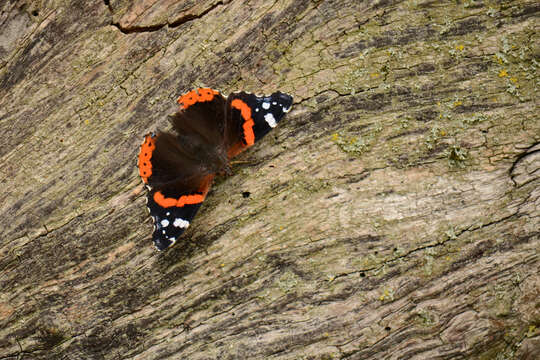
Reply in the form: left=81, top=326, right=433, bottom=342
left=137, top=88, right=293, bottom=250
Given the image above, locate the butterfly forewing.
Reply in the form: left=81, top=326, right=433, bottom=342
left=225, top=91, right=293, bottom=158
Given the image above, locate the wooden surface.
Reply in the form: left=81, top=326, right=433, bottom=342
left=0, top=0, right=538, bottom=359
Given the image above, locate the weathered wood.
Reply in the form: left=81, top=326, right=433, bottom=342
left=0, top=0, right=538, bottom=359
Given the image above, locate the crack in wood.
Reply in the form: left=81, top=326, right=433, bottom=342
left=509, top=141, right=540, bottom=187
left=107, top=1, right=225, bottom=34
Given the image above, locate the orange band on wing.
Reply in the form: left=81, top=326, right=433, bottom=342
left=138, top=134, right=156, bottom=184
left=231, top=99, right=255, bottom=146
left=153, top=175, right=215, bottom=208
left=154, top=191, right=205, bottom=208
left=177, top=88, right=220, bottom=109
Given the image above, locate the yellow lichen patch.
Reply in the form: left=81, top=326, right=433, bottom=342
left=455, top=44, right=464, bottom=51
left=498, top=69, right=508, bottom=77
left=526, top=325, right=537, bottom=337
left=379, top=288, right=394, bottom=301
left=331, top=132, right=369, bottom=156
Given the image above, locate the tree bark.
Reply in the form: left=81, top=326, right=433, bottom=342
left=0, top=0, right=538, bottom=359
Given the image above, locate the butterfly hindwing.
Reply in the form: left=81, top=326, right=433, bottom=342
left=138, top=88, right=293, bottom=250
left=147, top=190, right=202, bottom=251
left=146, top=174, right=213, bottom=250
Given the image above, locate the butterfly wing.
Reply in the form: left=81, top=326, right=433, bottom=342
left=225, top=91, right=293, bottom=158
left=138, top=88, right=228, bottom=250
left=146, top=174, right=214, bottom=250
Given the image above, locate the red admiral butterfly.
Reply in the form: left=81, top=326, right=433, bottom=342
left=138, top=88, right=293, bottom=250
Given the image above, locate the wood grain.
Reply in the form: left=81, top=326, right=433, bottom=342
left=0, top=0, right=538, bottom=359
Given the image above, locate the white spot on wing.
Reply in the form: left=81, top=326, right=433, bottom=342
left=262, top=102, right=270, bottom=110
left=283, top=106, right=291, bottom=113
left=161, top=219, right=169, bottom=227
left=264, top=113, right=277, bottom=128
left=173, top=218, right=190, bottom=228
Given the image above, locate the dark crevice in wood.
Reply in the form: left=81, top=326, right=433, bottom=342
left=509, top=141, right=540, bottom=187
left=169, top=1, right=224, bottom=28
left=111, top=22, right=165, bottom=34
left=107, top=1, right=224, bottom=34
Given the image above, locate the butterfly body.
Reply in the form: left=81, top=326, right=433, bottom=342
left=138, top=88, right=293, bottom=250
